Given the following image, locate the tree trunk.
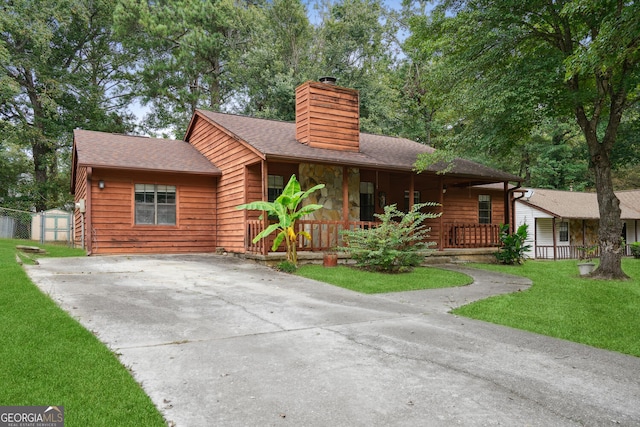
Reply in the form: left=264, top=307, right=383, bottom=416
left=588, top=139, right=628, bottom=279
left=26, top=73, right=54, bottom=212
left=32, top=140, right=49, bottom=212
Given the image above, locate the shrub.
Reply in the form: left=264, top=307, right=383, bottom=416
left=630, top=242, right=640, bottom=259
left=494, top=223, right=531, bottom=265
left=276, top=260, right=298, bottom=273
left=339, top=202, right=440, bottom=273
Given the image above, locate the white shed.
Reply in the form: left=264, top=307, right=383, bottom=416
left=31, top=209, right=72, bottom=242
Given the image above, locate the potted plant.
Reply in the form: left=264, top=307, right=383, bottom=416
left=323, top=251, right=339, bottom=267
left=577, top=244, right=598, bottom=276
left=630, top=241, right=640, bottom=259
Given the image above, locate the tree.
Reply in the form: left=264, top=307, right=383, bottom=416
left=408, top=0, right=640, bottom=279
left=233, top=0, right=314, bottom=120
left=114, top=0, right=253, bottom=136
left=313, top=0, right=402, bottom=135
left=1, top=0, right=135, bottom=210
left=236, top=175, right=324, bottom=267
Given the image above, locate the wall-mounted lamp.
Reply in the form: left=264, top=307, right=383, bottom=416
left=442, top=185, right=447, bottom=194
left=98, top=180, right=105, bottom=189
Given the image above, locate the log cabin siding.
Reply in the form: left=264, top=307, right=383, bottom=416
left=295, top=81, right=359, bottom=152
left=73, top=166, right=88, bottom=249
left=442, top=187, right=505, bottom=225
left=188, top=115, right=263, bottom=253
left=88, top=169, right=216, bottom=254
left=244, top=164, right=263, bottom=226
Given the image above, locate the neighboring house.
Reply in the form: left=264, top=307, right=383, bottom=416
left=71, top=79, right=522, bottom=255
left=515, top=188, right=640, bottom=260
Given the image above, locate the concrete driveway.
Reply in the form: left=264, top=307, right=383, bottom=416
left=26, top=254, right=640, bottom=426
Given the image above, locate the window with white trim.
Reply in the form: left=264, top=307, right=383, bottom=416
left=135, top=184, right=176, bottom=225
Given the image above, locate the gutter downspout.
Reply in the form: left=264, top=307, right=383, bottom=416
left=507, top=182, right=524, bottom=230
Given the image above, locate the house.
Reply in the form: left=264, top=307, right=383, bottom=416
left=71, top=79, right=523, bottom=256
left=514, top=188, right=640, bottom=259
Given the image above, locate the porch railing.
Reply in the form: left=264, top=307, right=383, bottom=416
left=246, top=219, right=503, bottom=253
left=443, top=223, right=501, bottom=248
left=535, top=245, right=602, bottom=260
left=246, top=219, right=379, bottom=254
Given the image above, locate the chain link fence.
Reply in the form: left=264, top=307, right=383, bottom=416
left=0, top=207, right=33, bottom=240
left=1, top=207, right=73, bottom=244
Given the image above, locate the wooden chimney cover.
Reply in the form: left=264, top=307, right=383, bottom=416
left=295, top=80, right=360, bottom=152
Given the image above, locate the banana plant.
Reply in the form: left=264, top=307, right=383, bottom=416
left=237, top=175, right=324, bottom=266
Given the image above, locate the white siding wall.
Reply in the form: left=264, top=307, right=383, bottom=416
left=514, top=200, right=551, bottom=259
left=624, top=220, right=638, bottom=244
left=515, top=200, right=576, bottom=259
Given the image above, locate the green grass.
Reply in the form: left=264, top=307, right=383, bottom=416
left=0, top=239, right=165, bottom=426
left=14, top=240, right=86, bottom=264
left=454, top=259, right=640, bottom=357
left=295, top=264, right=473, bottom=293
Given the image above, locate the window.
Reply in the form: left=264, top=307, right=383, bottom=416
left=268, top=175, right=284, bottom=202
left=135, top=184, right=176, bottom=225
left=360, top=182, right=375, bottom=221
left=478, top=195, right=491, bottom=224
left=559, top=221, right=569, bottom=242
left=404, top=190, right=421, bottom=212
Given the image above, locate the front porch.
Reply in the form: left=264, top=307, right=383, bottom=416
left=245, top=219, right=502, bottom=255
left=535, top=244, right=633, bottom=260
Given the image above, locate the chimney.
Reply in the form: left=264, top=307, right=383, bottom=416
left=295, top=78, right=360, bottom=152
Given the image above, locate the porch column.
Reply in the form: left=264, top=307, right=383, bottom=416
left=439, top=176, right=444, bottom=251
left=503, top=181, right=510, bottom=230
left=409, top=174, right=415, bottom=210
left=534, top=218, right=538, bottom=259
left=342, top=166, right=349, bottom=228
left=552, top=217, right=557, bottom=261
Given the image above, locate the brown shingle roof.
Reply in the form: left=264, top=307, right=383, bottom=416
left=73, top=129, right=221, bottom=175
left=520, top=188, right=640, bottom=219
left=193, top=110, right=521, bottom=182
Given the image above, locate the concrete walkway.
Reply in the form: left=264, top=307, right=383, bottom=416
left=25, top=255, right=640, bottom=426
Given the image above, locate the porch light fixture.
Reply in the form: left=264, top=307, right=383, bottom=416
left=442, top=185, right=447, bottom=194
left=98, top=180, right=105, bottom=189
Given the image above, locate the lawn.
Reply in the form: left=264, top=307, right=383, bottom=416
left=297, top=259, right=640, bottom=358
left=295, top=264, right=473, bottom=293
left=454, top=259, right=640, bottom=357
left=0, top=239, right=165, bottom=426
